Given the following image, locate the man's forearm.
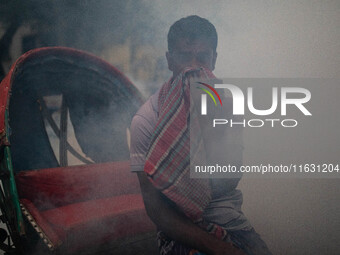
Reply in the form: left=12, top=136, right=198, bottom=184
left=137, top=172, right=242, bottom=255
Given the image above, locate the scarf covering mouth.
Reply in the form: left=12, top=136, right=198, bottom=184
left=144, top=67, right=227, bottom=239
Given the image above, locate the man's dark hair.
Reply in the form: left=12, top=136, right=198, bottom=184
left=167, top=15, right=218, bottom=53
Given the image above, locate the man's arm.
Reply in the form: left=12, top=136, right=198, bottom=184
left=137, top=172, right=245, bottom=255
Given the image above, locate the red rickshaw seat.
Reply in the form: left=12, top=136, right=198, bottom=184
left=15, top=161, right=155, bottom=253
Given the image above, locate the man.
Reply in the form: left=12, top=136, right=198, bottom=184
left=130, top=15, right=271, bottom=255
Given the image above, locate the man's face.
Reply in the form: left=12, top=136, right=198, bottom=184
left=166, top=38, right=217, bottom=78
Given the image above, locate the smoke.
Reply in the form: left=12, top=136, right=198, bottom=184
left=148, top=0, right=340, bottom=78
left=148, top=2, right=340, bottom=255
left=7, top=1, right=340, bottom=254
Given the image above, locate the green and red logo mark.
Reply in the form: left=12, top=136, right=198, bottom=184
left=196, top=82, right=222, bottom=115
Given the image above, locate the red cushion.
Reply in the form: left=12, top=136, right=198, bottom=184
left=16, top=161, right=141, bottom=210
left=40, top=194, right=155, bottom=252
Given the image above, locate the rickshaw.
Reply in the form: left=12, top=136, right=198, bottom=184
left=0, top=47, right=157, bottom=254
